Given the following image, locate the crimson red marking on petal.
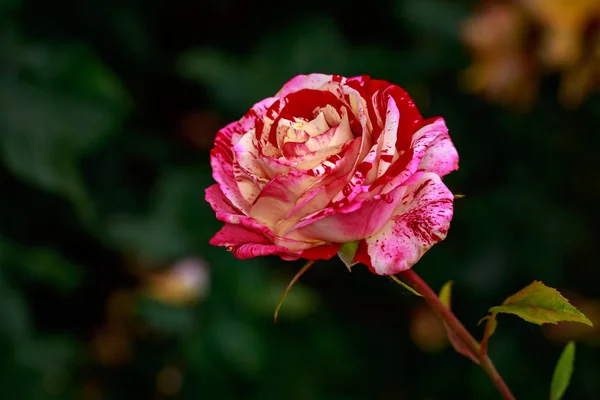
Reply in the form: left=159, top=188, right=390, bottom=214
left=254, top=99, right=283, bottom=145
left=381, top=193, right=394, bottom=204
left=386, top=86, right=423, bottom=150
left=371, top=148, right=415, bottom=187
left=379, top=154, right=394, bottom=163
left=300, top=244, right=342, bottom=260
left=255, top=118, right=265, bottom=142
left=280, top=90, right=343, bottom=121
left=345, top=75, right=377, bottom=97
left=344, top=106, right=363, bottom=136
left=412, top=178, right=432, bottom=198
left=331, top=75, right=344, bottom=83
left=353, top=239, right=374, bottom=272
left=267, top=89, right=345, bottom=148
left=416, top=116, right=440, bottom=131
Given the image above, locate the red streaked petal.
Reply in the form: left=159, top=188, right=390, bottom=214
left=353, top=239, right=375, bottom=273
left=375, top=118, right=454, bottom=194
left=294, top=183, right=406, bottom=243
left=249, top=170, right=320, bottom=230
left=299, top=244, right=342, bottom=260
left=208, top=223, right=295, bottom=260
left=418, top=118, right=459, bottom=177
left=276, top=74, right=336, bottom=97
left=362, top=172, right=454, bottom=275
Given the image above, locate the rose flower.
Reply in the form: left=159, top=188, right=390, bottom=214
left=206, top=74, right=458, bottom=275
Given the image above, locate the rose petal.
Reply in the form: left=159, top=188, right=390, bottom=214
left=299, top=244, right=342, bottom=260
left=211, top=97, right=278, bottom=212
left=207, top=184, right=328, bottom=253
left=275, top=138, right=363, bottom=235
left=358, top=95, right=400, bottom=185
left=376, top=118, right=454, bottom=194
left=211, top=127, right=253, bottom=213
left=357, top=172, right=454, bottom=275
left=277, top=74, right=338, bottom=97
left=249, top=170, right=320, bottom=230
left=209, top=222, right=281, bottom=250
left=418, top=118, right=459, bottom=177
left=282, top=109, right=353, bottom=158
left=206, top=184, right=272, bottom=235
left=295, top=183, right=406, bottom=243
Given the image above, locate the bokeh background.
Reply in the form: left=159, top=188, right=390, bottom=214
left=1, top=0, right=600, bottom=398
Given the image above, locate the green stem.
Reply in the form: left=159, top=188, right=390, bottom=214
left=399, top=269, right=516, bottom=400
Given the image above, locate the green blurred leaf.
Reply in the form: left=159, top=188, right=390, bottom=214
left=550, top=341, right=576, bottom=400
left=0, top=34, right=130, bottom=221
left=0, top=266, right=31, bottom=341
left=0, top=239, right=83, bottom=292
left=178, top=17, right=408, bottom=115
left=0, top=0, right=19, bottom=18
left=136, top=297, right=196, bottom=335
left=21, top=250, right=81, bottom=292
left=489, top=281, right=593, bottom=326
left=108, top=167, right=216, bottom=261
left=396, top=0, right=467, bottom=39
left=18, top=334, right=77, bottom=374
left=210, top=316, right=266, bottom=377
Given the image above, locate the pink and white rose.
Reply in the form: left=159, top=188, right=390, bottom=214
left=206, top=74, right=459, bottom=275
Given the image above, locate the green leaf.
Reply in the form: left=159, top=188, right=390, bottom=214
left=108, top=167, right=215, bottom=261
left=338, top=241, right=359, bottom=269
left=136, top=297, right=196, bottom=335
left=478, top=314, right=498, bottom=357
left=16, top=247, right=82, bottom=293
left=489, top=281, right=593, bottom=326
left=0, top=240, right=82, bottom=293
left=177, top=17, right=408, bottom=115
left=550, top=341, right=576, bottom=400
left=396, top=0, right=467, bottom=40
left=438, top=281, right=480, bottom=364
left=0, top=36, right=129, bottom=222
left=439, top=280, right=453, bottom=307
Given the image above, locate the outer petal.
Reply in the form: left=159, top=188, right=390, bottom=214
left=210, top=96, right=278, bottom=213
left=206, top=184, right=332, bottom=254
left=357, top=172, right=454, bottom=275
left=295, top=184, right=406, bottom=243
left=299, top=244, right=342, bottom=260
left=375, top=117, right=454, bottom=194
left=249, top=170, right=320, bottom=230
left=209, top=223, right=295, bottom=259
left=276, top=74, right=336, bottom=97
left=418, top=118, right=459, bottom=177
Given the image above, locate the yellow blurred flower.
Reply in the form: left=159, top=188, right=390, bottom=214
left=409, top=304, right=448, bottom=353
left=519, top=0, right=600, bottom=68
left=143, top=257, right=210, bottom=306
left=461, top=0, right=600, bottom=108
left=460, top=2, right=538, bottom=108
left=558, top=29, right=600, bottom=107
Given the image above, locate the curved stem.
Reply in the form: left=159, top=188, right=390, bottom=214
left=399, top=269, right=515, bottom=400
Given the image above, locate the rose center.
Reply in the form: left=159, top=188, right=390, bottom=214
left=278, top=104, right=354, bottom=160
